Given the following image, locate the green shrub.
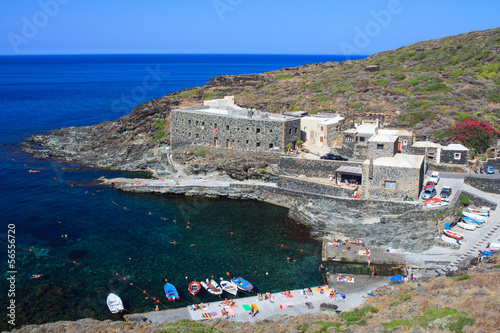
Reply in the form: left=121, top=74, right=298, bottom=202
left=408, top=78, right=420, bottom=86
left=459, top=194, right=469, bottom=206
left=390, top=301, right=400, bottom=307
left=395, top=73, right=406, bottom=80
left=425, top=82, right=450, bottom=93
left=412, top=52, right=427, bottom=61
left=152, top=119, right=169, bottom=142
left=400, top=294, right=411, bottom=301
left=196, top=149, right=209, bottom=158
left=255, top=82, right=263, bottom=88
left=339, top=306, right=378, bottom=326
left=276, top=73, right=293, bottom=80
left=452, top=274, right=471, bottom=281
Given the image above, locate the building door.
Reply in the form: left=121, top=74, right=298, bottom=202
left=320, top=136, right=324, bottom=143
left=398, top=141, right=402, bottom=152
left=225, top=139, right=230, bottom=148
left=213, top=137, right=218, bottom=147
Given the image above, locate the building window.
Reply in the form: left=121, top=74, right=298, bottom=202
left=195, top=134, right=199, bottom=139
left=403, top=140, right=408, bottom=145
left=320, top=126, right=324, bottom=131
left=295, top=127, right=298, bottom=133
left=196, top=121, right=198, bottom=126
left=359, top=137, right=365, bottom=142
left=454, top=153, right=461, bottom=160
left=188, top=132, right=191, bottom=137
left=269, top=129, right=273, bottom=133
left=289, top=129, right=292, bottom=134
left=246, top=127, right=249, bottom=131
left=201, top=122, right=205, bottom=126
left=256, top=142, right=260, bottom=147
left=269, top=143, right=274, bottom=149
left=377, top=144, right=384, bottom=150
left=256, top=128, right=261, bottom=133
left=214, top=124, right=217, bottom=129
left=188, top=120, right=191, bottom=125
left=246, top=140, right=249, bottom=144
left=384, top=181, right=396, bottom=189
left=226, top=125, right=230, bottom=130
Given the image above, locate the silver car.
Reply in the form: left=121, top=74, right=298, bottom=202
left=422, top=187, right=437, bottom=200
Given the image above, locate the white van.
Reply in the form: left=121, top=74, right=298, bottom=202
left=430, top=172, right=440, bottom=185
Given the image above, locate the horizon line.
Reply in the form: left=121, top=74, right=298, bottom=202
left=0, top=53, right=370, bottom=57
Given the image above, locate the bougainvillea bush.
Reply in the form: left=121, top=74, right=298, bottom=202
left=449, top=119, right=500, bottom=153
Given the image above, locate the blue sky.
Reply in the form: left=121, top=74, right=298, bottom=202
left=1, top=0, right=499, bottom=55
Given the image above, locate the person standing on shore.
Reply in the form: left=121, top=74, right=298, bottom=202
left=372, top=265, right=375, bottom=278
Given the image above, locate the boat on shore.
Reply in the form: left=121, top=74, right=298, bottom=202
left=220, top=279, right=238, bottom=296
left=164, top=283, right=179, bottom=301
left=188, top=281, right=202, bottom=296
left=106, top=292, right=124, bottom=314
left=231, top=277, right=253, bottom=292
left=462, top=216, right=484, bottom=227
left=466, top=207, right=489, bottom=216
left=443, top=230, right=463, bottom=240
left=462, top=211, right=488, bottom=221
left=441, top=234, right=461, bottom=245
left=201, top=279, right=223, bottom=295
left=457, top=222, right=476, bottom=231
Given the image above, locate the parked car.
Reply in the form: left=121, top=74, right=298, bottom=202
left=320, top=154, right=348, bottom=161
left=485, top=165, right=495, bottom=174
left=429, top=171, right=440, bottom=185
left=422, top=187, right=437, bottom=200
left=424, top=181, right=435, bottom=189
left=440, top=186, right=452, bottom=202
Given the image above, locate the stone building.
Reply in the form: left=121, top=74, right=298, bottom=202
left=362, top=154, right=425, bottom=200
left=170, top=102, right=300, bottom=152
left=367, top=133, right=398, bottom=160
left=409, top=141, right=469, bottom=164
left=300, top=115, right=344, bottom=149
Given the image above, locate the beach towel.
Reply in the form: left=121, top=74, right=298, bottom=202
left=209, top=312, right=217, bottom=317
left=358, top=249, right=370, bottom=256
left=280, top=302, right=293, bottom=309
left=242, top=304, right=251, bottom=312
left=283, top=292, right=294, bottom=298
left=313, top=287, right=325, bottom=294
left=202, top=313, right=211, bottom=318
left=226, top=309, right=235, bottom=316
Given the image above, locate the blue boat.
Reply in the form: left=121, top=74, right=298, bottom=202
left=462, top=216, right=484, bottom=227
left=231, top=277, right=253, bottom=291
left=164, top=282, right=179, bottom=301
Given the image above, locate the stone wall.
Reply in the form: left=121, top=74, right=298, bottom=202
left=463, top=177, right=500, bottom=196
left=333, top=141, right=368, bottom=160
left=427, top=163, right=467, bottom=173
left=364, top=163, right=424, bottom=200
left=279, top=156, right=363, bottom=178
left=276, top=176, right=355, bottom=198
left=173, top=146, right=281, bottom=165
left=367, top=140, right=397, bottom=160
left=170, top=108, right=300, bottom=152
left=440, top=149, right=468, bottom=164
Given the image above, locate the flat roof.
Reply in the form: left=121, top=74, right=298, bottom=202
left=442, top=143, right=469, bottom=151
left=370, top=154, right=424, bottom=168
left=412, top=141, right=442, bottom=148
left=368, top=133, right=397, bottom=143
left=174, top=107, right=297, bottom=122
left=319, top=117, right=344, bottom=125
left=336, top=165, right=362, bottom=175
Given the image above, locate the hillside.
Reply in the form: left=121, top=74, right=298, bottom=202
left=24, top=27, right=500, bottom=173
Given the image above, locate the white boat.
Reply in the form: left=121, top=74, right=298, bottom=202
left=200, top=279, right=223, bottom=295
left=107, top=292, right=124, bottom=314
left=457, top=222, right=476, bottom=231
left=466, top=207, right=490, bottom=216
left=220, top=279, right=238, bottom=296
left=462, top=211, right=488, bottom=221
left=441, top=234, right=461, bottom=245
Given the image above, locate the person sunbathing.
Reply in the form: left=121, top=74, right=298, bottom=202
left=284, top=289, right=293, bottom=297
left=221, top=308, right=228, bottom=316
left=317, top=286, right=324, bottom=293
left=328, top=290, right=335, bottom=299
left=265, top=291, right=271, bottom=300
left=307, top=287, right=313, bottom=295
left=257, top=293, right=263, bottom=301
left=346, top=276, right=352, bottom=282
left=221, top=298, right=229, bottom=306
left=229, top=300, right=236, bottom=307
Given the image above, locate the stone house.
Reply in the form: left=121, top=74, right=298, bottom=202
left=170, top=103, right=300, bottom=152
left=300, top=115, right=344, bottom=149
left=362, top=154, right=425, bottom=200
left=409, top=141, right=469, bottom=164
left=367, top=133, right=398, bottom=160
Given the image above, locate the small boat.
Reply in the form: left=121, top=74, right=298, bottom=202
left=164, top=283, right=179, bottom=301
left=200, top=279, right=223, bottom=295
left=443, top=230, right=463, bottom=240
left=462, top=216, right=484, bottom=227
left=466, top=207, right=489, bottom=216
left=106, top=292, right=124, bottom=314
left=188, top=281, right=202, bottom=296
left=457, top=222, right=476, bottom=231
left=220, top=279, right=238, bottom=296
left=441, top=234, right=461, bottom=245
left=462, top=211, right=488, bottom=221
left=231, top=277, right=253, bottom=292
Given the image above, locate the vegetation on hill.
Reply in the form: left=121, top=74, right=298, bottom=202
left=167, top=27, right=500, bottom=142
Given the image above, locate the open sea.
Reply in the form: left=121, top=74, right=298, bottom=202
left=0, top=54, right=365, bottom=329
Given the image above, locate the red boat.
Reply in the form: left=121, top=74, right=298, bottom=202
left=443, top=230, right=463, bottom=240
left=188, top=281, right=202, bottom=296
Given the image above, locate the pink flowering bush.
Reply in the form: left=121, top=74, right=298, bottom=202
left=449, top=119, right=500, bottom=153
